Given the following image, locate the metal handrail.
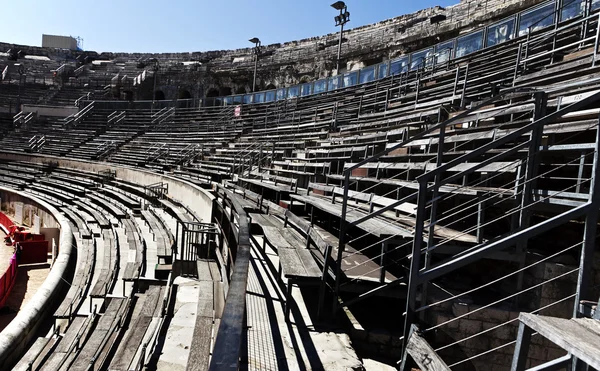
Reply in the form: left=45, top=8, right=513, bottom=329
left=209, top=185, right=251, bottom=370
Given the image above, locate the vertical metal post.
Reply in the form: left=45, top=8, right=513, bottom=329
left=334, top=171, right=351, bottom=311
left=511, top=322, right=534, bottom=371
left=379, top=241, right=387, bottom=283
left=513, top=43, right=524, bottom=86
left=574, top=118, right=600, bottom=315
left=421, top=124, right=446, bottom=320
left=477, top=194, right=485, bottom=244
left=252, top=51, right=258, bottom=93
left=460, top=64, right=469, bottom=109
left=152, top=61, right=158, bottom=115
left=402, top=181, right=427, bottom=352
left=593, top=12, right=600, bottom=67
left=453, top=66, right=460, bottom=96
left=336, top=22, right=345, bottom=74
left=515, top=92, right=546, bottom=300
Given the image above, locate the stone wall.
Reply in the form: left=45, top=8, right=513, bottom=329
left=423, top=258, right=591, bottom=371
left=0, top=0, right=545, bottom=98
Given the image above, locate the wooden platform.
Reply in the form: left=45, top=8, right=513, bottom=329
left=515, top=313, right=600, bottom=370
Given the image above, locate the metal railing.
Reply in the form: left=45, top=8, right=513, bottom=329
left=151, top=107, right=175, bottom=127
left=209, top=185, right=251, bottom=370
left=107, top=110, right=126, bottom=127
left=63, top=101, right=95, bottom=129
left=28, top=135, right=45, bottom=152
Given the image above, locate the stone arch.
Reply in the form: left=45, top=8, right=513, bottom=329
left=265, top=83, right=276, bottom=90
left=178, top=89, right=192, bottom=100
left=219, top=87, right=232, bottom=96
left=154, top=90, right=165, bottom=100
left=235, top=86, right=247, bottom=95
left=206, top=88, right=220, bottom=97
left=299, top=76, right=311, bottom=84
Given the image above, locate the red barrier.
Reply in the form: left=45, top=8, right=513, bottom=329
left=18, top=241, right=49, bottom=265
left=0, top=254, right=17, bottom=308
left=0, top=212, right=13, bottom=233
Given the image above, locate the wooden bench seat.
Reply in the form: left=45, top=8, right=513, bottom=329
left=140, top=209, right=174, bottom=259
left=512, top=312, right=600, bottom=370
left=248, top=212, right=325, bottom=320
left=90, top=229, right=118, bottom=298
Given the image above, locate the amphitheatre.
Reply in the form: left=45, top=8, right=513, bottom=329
left=1, top=0, right=600, bottom=369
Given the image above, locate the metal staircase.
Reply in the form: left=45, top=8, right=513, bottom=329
left=329, top=86, right=600, bottom=368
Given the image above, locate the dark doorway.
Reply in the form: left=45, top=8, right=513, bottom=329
left=154, top=90, right=166, bottom=100
left=206, top=88, right=219, bottom=97
left=219, top=87, right=232, bottom=96
left=178, top=89, right=192, bottom=100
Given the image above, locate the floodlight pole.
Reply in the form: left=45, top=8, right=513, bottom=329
left=250, top=38, right=261, bottom=92
left=336, top=23, right=344, bottom=75
left=152, top=59, right=159, bottom=114
left=17, top=64, right=25, bottom=113
left=331, top=2, right=350, bottom=75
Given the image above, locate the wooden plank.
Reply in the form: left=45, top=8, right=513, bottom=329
left=240, top=177, right=292, bottom=194
left=344, top=161, right=519, bottom=173
left=278, top=248, right=309, bottom=278
left=263, top=226, right=294, bottom=250
left=70, top=298, right=127, bottom=371
left=284, top=209, right=311, bottom=232
left=13, top=337, right=52, bottom=371
left=295, top=248, right=323, bottom=277
left=519, top=313, right=600, bottom=370
left=406, top=326, right=451, bottom=371
left=248, top=213, right=276, bottom=228
left=110, top=315, right=152, bottom=371
left=290, top=193, right=412, bottom=238
left=312, top=225, right=397, bottom=283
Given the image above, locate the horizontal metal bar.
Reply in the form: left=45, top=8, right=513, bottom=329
left=348, top=191, right=418, bottom=228
left=523, top=36, right=596, bottom=64
left=418, top=202, right=590, bottom=283
left=343, top=88, right=537, bottom=174
left=430, top=140, right=528, bottom=190
left=419, top=90, right=600, bottom=183
left=525, top=354, right=571, bottom=371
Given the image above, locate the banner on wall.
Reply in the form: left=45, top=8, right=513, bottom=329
left=33, top=215, right=40, bottom=234
left=14, top=203, right=23, bottom=225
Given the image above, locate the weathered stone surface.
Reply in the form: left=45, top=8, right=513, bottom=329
left=0, top=0, right=546, bottom=99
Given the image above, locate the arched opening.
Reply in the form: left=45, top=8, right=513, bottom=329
left=206, top=88, right=220, bottom=97
left=154, top=90, right=165, bottom=100
left=219, top=87, right=232, bottom=96
left=178, top=89, right=192, bottom=100
left=265, top=83, right=276, bottom=90
left=123, top=90, right=134, bottom=101
left=235, top=87, right=247, bottom=95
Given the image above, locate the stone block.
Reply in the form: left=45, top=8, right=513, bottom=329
left=488, top=338, right=516, bottom=354
left=485, top=324, right=516, bottom=341
left=434, top=313, right=460, bottom=329
left=350, top=327, right=368, bottom=342
left=452, top=302, right=471, bottom=317
left=458, top=318, right=483, bottom=334
left=464, top=336, right=490, bottom=351
left=468, top=306, right=510, bottom=323
left=528, top=344, right=548, bottom=360
left=367, top=329, right=392, bottom=346
left=546, top=346, right=567, bottom=359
